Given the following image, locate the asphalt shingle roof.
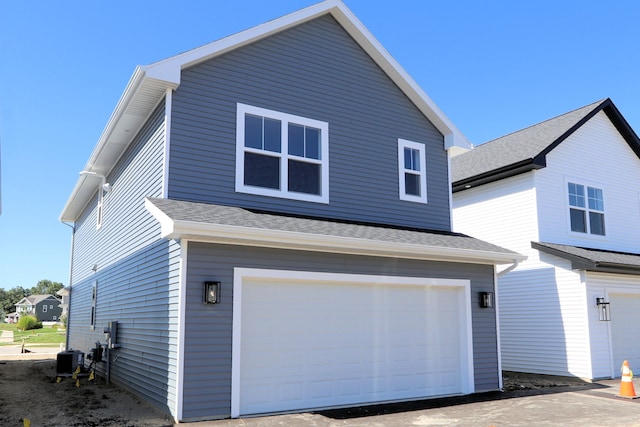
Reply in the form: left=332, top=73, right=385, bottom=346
left=533, top=242, right=640, bottom=273
left=147, top=198, right=520, bottom=257
left=451, top=100, right=605, bottom=184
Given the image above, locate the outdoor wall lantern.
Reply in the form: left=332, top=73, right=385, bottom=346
left=480, top=292, right=494, bottom=308
left=204, top=281, right=221, bottom=304
left=596, top=297, right=611, bottom=321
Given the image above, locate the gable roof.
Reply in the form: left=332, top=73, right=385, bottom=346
left=15, top=295, right=60, bottom=306
left=145, top=197, right=525, bottom=265
left=451, top=98, right=640, bottom=192
left=60, top=0, right=470, bottom=223
left=533, top=242, right=640, bottom=275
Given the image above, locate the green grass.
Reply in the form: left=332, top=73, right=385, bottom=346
left=0, top=323, right=17, bottom=331
left=0, top=324, right=66, bottom=346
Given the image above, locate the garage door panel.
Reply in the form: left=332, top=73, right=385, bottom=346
left=610, top=293, right=640, bottom=373
left=237, top=275, right=470, bottom=415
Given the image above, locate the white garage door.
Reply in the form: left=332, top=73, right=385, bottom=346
left=610, top=293, right=640, bottom=373
left=232, top=269, right=473, bottom=417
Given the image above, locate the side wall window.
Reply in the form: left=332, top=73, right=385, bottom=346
left=236, top=103, right=329, bottom=203
left=90, top=282, right=98, bottom=330
left=568, top=182, right=605, bottom=236
left=398, top=139, right=427, bottom=204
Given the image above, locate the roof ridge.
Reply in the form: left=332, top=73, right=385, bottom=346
left=477, top=99, right=607, bottom=148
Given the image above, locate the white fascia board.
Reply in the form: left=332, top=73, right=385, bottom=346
left=145, top=200, right=524, bottom=265
left=144, top=0, right=471, bottom=151
left=328, top=3, right=472, bottom=151
left=144, top=0, right=342, bottom=83
left=60, top=67, right=177, bottom=222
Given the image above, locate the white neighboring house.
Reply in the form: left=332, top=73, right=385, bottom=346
left=451, top=98, right=640, bottom=380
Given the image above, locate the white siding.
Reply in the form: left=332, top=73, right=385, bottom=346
left=453, top=110, right=640, bottom=380
left=498, top=253, right=591, bottom=378
left=536, top=111, right=640, bottom=253
left=452, top=173, right=538, bottom=259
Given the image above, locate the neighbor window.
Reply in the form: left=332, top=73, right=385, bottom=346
left=236, top=103, right=329, bottom=203
left=568, top=182, right=605, bottom=235
left=398, top=139, right=427, bottom=203
left=43, top=305, right=47, bottom=313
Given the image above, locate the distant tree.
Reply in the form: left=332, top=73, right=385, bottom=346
left=31, top=279, right=64, bottom=296
left=0, top=286, right=29, bottom=314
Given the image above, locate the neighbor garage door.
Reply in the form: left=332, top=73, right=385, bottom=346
left=232, top=269, right=473, bottom=417
left=610, top=293, right=640, bottom=373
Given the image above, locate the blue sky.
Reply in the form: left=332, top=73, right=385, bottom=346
left=1, top=0, right=639, bottom=290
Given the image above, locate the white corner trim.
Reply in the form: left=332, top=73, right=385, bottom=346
left=175, top=239, right=188, bottom=421
left=162, top=89, right=173, bottom=199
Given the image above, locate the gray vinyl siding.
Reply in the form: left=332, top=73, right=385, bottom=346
left=68, top=102, right=181, bottom=418
left=169, top=15, right=451, bottom=231
left=180, top=242, right=497, bottom=421
left=36, top=298, right=63, bottom=322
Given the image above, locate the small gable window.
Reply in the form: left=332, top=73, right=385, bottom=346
left=398, top=139, right=427, bottom=204
left=236, top=103, right=329, bottom=203
left=568, top=182, right=605, bottom=236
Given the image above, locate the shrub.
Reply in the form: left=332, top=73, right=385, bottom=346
left=16, top=315, right=42, bottom=331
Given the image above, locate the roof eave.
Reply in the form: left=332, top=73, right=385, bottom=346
left=452, top=158, right=545, bottom=192
left=60, top=67, right=177, bottom=222
left=145, top=200, right=524, bottom=266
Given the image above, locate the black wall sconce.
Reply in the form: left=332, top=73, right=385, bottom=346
left=480, top=292, right=494, bottom=308
left=596, top=297, right=611, bottom=321
left=204, top=281, right=221, bottom=304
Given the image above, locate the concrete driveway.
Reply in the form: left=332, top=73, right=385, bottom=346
left=187, top=379, right=640, bottom=427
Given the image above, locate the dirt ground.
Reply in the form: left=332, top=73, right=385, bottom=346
left=502, top=371, right=593, bottom=392
left=0, top=358, right=174, bottom=427
left=0, top=357, right=594, bottom=427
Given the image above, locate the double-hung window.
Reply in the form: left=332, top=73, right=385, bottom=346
left=398, top=139, right=427, bottom=203
left=236, top=103, right=329, bottom=203
left=568, top=182, right=605, bottom=236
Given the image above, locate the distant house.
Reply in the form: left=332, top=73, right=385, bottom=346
left=56, top=287, right=69, bottom=319
left=15, top=294, right=63, bottom=323
left=59, top=0, right=522, bottom=422
left=4, top=312, right=18, bottom=324
left=452, top=98, right=640, bottom=380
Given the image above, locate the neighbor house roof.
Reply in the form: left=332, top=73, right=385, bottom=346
left=60, top=0, right=471, bottom=223
left=145, top=198, right=525, bottom=265
left=15, top=295, right=59, bottom=306
left=451, top=98, right=640, bottom=192
left=533, top=242, right=640, bottom=275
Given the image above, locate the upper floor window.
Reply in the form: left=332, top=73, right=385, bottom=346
left=42, top=305, right=47, bottom=313
left=568, top=182, right=605, bottom=236
left=236, top=103, right=329, bottom=203
left=398, top=139, right=427, bottom=204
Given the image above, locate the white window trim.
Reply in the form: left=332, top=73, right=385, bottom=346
left=96, top=191, right=104, bottom=229
left=565, top=178, right=606, bottom=238
left=235, top=103, right=329, bottom=203
left=42, top=305, right=47, bottom=313
left=398, top=138, right=427, bottom=204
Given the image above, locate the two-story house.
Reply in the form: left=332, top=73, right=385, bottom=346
left=59, top=0, right=522, bottom=422
left=14, top=294, right=63, bottom=323
left=451, top=98, right=640, bottom=381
